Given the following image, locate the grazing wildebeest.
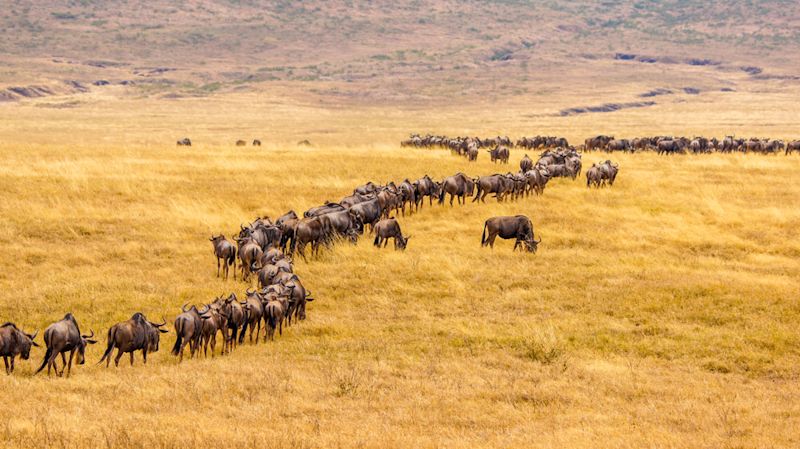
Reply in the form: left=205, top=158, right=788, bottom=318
left=252, top=139, right=261, bottom=146
left=487, top=145, right=510, bottom=163
left=235, top=236, right=263, bottom=281
left=438, top=173, right=475, bottom=206
left=349, top=198, right=382, bottom=231
left=373, top=218, right=411, bottom=250
left=0, top=323, right=38, bottom=374
left=210, top=234, right=236, bottom=280
left=199, top=303, right=228, bottom=357
left=98, top=313, right=167, bottom=367
left=586, top=164, right=602, bottom=188
left=239, top=289, right=265, bottom=344
left=236, top=140, right=246, bottom=146
left=473, top=174, right=513, bottom=203
left=171, top=304, right=204, bottom=362
left=481, top=215, right=541, bottom=252
left=598, top=160, right=619, bottom=186
left=35, top=313, right=97, bottom=377
left=177, top=138, right=192, bottom=146
left=520, top=154, right=533, bottom=172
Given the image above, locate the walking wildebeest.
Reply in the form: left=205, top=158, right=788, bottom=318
left=439, top=173, right=475, bottom=206
left=210, top=234, right=236, bottom=280
left=171, top=304, right=204, bottom=362
left=473, top=174, right=514, bottom=203
left=98, top=313, right=168, bottom=367
left=787, top=140, right=800, bottom=155
left=235, top=236, right=263, bottom=281
left=240, top=289, right=265, bottom=344
left=520, top=154, right=533, bottom=173
left=177, top=138, right=192, bottom=146
left=290, top=217, right=329, bottom=261
left=199, top=302, right=228, bottom=357
left=373, top=218, right=411, bottom=250
left=349, top=198, right=382, bottom=231
left=0, top=323, right=38, bottom=374
left=253, top=139, right=262, bottom=146
left=35, top=313, right=97, bottom=377
left=586, top=164, right=602, bottom=188
left=481, top=215, right=541, bottom=252
left=597, top=160, right=619, bottom=186
left=413, top=175, right=439, bottom=209
left=488, top=145, right=510, bottom=163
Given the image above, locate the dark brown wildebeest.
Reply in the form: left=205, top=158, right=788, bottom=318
left=597, top=160, right=619, bottom=186
left=215, top=293, right=244, bottom=353
left=473, top=174, right=514, bottom=203
left=98, top=313, right=167, bottom=367
left=210, top=234, right=236, bottom=280
left=481, top=215, right=541, bottom=252
left=236, top=140, right=246, bottom=146
left=35, top=313, right=97, bottom=377
left=606, top=139, right=631, bottom=152
left=586, top=164, right=602, bottom=188
left=239, top=222, right=282, bottom=251
left=565, top=155, right=582, bottom=178
left=349, top=198, right=382, bottom=231
left=320, top=209, right=362, bottom=242
left=258, top=247, right=288, bottom=268
left=584, top=135, right=613, bottom=151
left=177, top=138, right=192, bottom=146
left=525, top=166, right=550, bottom=196
left=0, top=323, right=39, bottom=374
left=276, top=210, right=299, bottom=252
left=520, top=154, right=533, bottom=172
left=263, top=292, right=289, bottom=341
left=488, top=145, right=510, bottom=163
left=438, top=173, right=475, bottom=206
left=277, top=277, right=314, bottom=324
left=290, top=217, right=329, bottom=261
left=171, top=304, right=204, bottom=363
left=240, top=289, right=265, bottom=344
left=373, top=217, right=411, bottom=250
left=199, top=303, right=228, bottom=357
left=398, top=179, right=417, bottom=215
left=354, top=181, right=380, bottom=196
left=340, top=192, right=374, bottom=208
left=467, top=146, right=479, bottom=161
left=252, top=139, right=261, bottom=146
left=413, top=175, right=439, bottom=209
left=787, top=140, right=800, bottom=155
left=235, top=236, right=263, bottom=281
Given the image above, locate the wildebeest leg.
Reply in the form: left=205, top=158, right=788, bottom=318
left=449, top=194, right=454, bottom=206
left=58, top=352, right=68, bottom=377
left=2, top=356, right=8, bottom=374
left=384, top=238, right=389, bottom=248
left=115, top=348, right=123, bottom=367
left=129, top=351, right=134, bottom=366
left=489, top=233, right=497, bottom=248
left=8, top=356, right=14, bottom=374
left=216, top=257, right=220, bottom=278
left=66, top=350, right=75, bottom=377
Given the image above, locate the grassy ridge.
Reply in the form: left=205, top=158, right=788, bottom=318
left=1, top=127, right=798, bottom=447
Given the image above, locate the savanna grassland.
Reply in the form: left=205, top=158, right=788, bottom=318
left=0, top=89, right=799, bottom=449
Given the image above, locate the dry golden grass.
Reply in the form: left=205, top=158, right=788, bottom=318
left=0, top=91, right=799, bottom=448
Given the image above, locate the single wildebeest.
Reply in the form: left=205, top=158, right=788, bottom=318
left=321, top=209, right=363, bottom=242
left=787, top=140, right=800, bottom=155
left=413, top=175, right=439, bottom=209
left=398, top=179, right=417, bottom=215
left=586, top=164, right=602, bottom=188
left=353, top=181, right=380, bottom=196
left=438, top=173, right=475, bottom=206
left=349, top=198, right=382, bottom=231
left=235, top=236, right=263, bottom=281
left=236, top=140, right=246, bottom=146
left=177, top=138, right=191, bottom=146
left=199, top=302, right=228, bottom=357
left=35, top=313, right=97, bottom=377
left=210, top=234, right=236, bottom=280
left=473, top=174, right=514, bottom=203
left=467, top=146, right=479, bottom=161
left=481, top=215, right=541, bottom=253
left=279, top=277, right=314, bottom=323
left=488, top=145, right=510, bottom=163
left=216, top=293, right=245, bottom=353
left=597, top=160, right=619, bottom=186
left=520, top=154, right=533, bottom=173
left=252, top=139, right=261, bottom=146
left=525, top=166, right=551, bottom=196
left=239, top=289, right=265, bottom=344
left=263, top=292, right=289, bottom=341
left=276, top=210, right=299, bottom=252
left=290, top=217, right=329, bottom=261
left=0, top=323, right=39, bottom=374
left=98, top=313, right=168, bottom=367
left=373, top=217, right=411, bottom=250
left=304, top=201, right=345, bottom=218
left=340, top=193, right=374, bottom=208
left=171, top=304, right=204, bottom=362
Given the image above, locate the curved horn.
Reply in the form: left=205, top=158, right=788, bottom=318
left=246, top=288, right=254, bottom=295
left=154, top=316, right=167, bottom=327
left=181, top=303, right=190, bottom=313
left=29, top=329, right=39, bottom=341
left=535, top=235, right=542, bottom=243
left=82, top=329, right=95, bottom=339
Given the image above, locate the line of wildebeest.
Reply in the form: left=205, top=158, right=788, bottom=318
left=1, top=143, right=623, bottom=377
left=403, top=134, right=800, bottom=156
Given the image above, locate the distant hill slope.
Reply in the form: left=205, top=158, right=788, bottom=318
left=1, top=0, right=798, bottom=104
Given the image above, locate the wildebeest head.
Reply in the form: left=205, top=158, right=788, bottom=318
left=1, top=323, right=39, bottom=360
left=397, top=235, right=411, bottom=250
left=523, top=235, right=542, bottom=253
left=76, top=329, right=97, bottom=365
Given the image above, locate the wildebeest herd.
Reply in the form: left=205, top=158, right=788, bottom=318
left=3, top=141, right=625, bottom=377
left=404, top=133, right=800, bottom=158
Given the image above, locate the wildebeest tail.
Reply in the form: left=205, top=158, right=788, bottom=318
left=481, top=222, right=487, bottom=245
left=238, top=312, right=249, bottom=344
left=373, top=234, right=380, bottom=247
left=227, top=248, right=236, bottom=266
left=306, top=289, right=315, bottom=302
left=171, top=319, right=183, bottom=356
left=98, top=327, right=117, bottom=364
left=35, top=346, right=53, bottom=374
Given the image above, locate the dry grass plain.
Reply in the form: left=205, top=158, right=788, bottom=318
left=1, top=90, right=799, bottom=448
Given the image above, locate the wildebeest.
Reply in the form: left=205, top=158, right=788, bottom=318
left=340, top=193, right=374, bottom=208
left=290, top=217, right=329, bottom=260
left=349, top=198, right=382, bottom=231
left=488, top=145, right=510, bottom=163
left=263, top=292, right=289, bottom=341
left=98, top=313, right=168, bottom=367
left=597, top=160, right=619, bottom=186
left=373, top=218, right=411, bottom=250
left=236, top=140, right=246, bottom=146
left=199, top=303, right=228, bottom=357
left=473, top=174, right=514, bottom=203
left=520, top=154, right=533, bottom=172
left=439, top=173, right=475, bottom=206
left=253, top=139, right=262, bottom=146
left=481, top=215, right=541, bottom=252
left=304, top=201, right=345, bottom=218
left=171, top=304, right=204, bottom=362
left=215, top=293, right=244, bottom=353
left=320, top=209, right=362, bottom=242
left=353, top=181, right=380, bottom=196
left=586, top=164, right=602, bottom=188
left=584, top=135, right=613, bottom=151
left=35, top=313, right=97, bottom=377
left=240, top=289, right=265, bottom=344
left=235, top=236, right=263, bottom=281
left=787, top=140, right=800, bottom=155
left=177, top=138, right=192, bottom=146
left=413, top=175, right=439, bottom=209
left=210, top=234, right=236, bottom=280
left=525, top=166, right=551, bottom=196
left=0, top=323, right=38, bottom=374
